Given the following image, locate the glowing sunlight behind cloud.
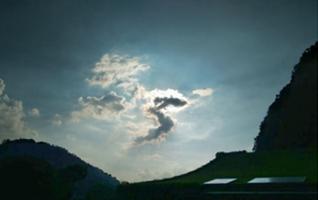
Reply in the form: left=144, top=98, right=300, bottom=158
left=70, top=53, right=212, bottom=147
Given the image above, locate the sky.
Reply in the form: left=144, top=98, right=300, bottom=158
left=0, top=0, right=317, bottom=182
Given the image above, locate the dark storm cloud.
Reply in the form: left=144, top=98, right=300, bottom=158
left=135, top=108, right=174, bottom=143
left=154, top=97, right=187, bottom=110
left=135, top=96, right=188, bottom=144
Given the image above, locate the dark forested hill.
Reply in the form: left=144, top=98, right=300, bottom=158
left=0, top=139, right=119, bottom=200
left=254, top=42, right=317, bottom=151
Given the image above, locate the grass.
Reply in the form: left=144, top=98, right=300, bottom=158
left=151, top=150, right=317, bottom=185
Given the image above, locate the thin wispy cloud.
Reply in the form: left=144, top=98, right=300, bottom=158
left=192, top=88, right=214, bottom=97
left=87, top=54, right=150, bottom=90
left=51, top=114, right=63, bottom=126
left=71, top=91, right=130, bottom=122
left=29, top=108, right=40, bottom=117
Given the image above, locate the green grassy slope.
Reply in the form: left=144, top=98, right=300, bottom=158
left=154, top=151, right=317, bottom=185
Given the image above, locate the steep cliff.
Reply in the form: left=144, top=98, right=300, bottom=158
left=254, top=42, right=317, bottom=151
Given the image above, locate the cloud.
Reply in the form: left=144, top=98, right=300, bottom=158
left=71, top=54, right=150, bottom=123
left=87, top=54, right=149, bottom=89
left=71, top=53, right=214, bottom=145
left=135, top=108, right=174, bottom=143
left=192, top=88, right=214, bottom=97
left=29, top=108, right=40, bottom=117
left=154, top=97, right=187, bottom=110
left=71, top=91, right=129, bottom=121
left=143, top=89, right=189, bottom=110
left=0, top=79, right=37, bottom=141
left=0, top=79, right=4, bottom=96
left=51, top=114, right=62, bottom=126
left=135, top=91, right=188, bottom=144
left=142, top=153, right=163, bottom=161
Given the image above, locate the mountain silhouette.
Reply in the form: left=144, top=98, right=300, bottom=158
left=254, top=42, right=317, bottom=151
left=0, top=139, right=119, bottom=200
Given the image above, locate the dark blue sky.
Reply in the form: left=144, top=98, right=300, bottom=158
left=0, top=0, right=317, bottom=181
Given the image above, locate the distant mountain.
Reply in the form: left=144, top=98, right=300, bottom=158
left=0, top=139, right=119, bottom=200
left=254, top=42, right=317, bottom=151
